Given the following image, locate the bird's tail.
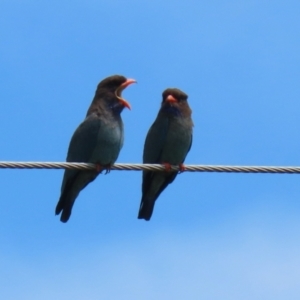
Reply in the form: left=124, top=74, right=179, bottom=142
left=55, top=190, right=77, bottom=223
left=138, top=196, right=155, bottom=221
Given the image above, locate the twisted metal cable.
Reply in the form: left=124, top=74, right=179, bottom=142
left=0, top=161, right=300, bottom=174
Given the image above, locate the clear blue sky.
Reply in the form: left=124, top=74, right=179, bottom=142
left=1, top=1, right=300, bottom=299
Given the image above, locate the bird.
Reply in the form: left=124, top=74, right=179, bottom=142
left=138, top=88, right=193, bottom=221
left=55, top=75, right=136, bottom=222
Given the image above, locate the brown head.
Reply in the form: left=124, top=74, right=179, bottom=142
left=89, top=75, right=136, bottom=115
left=160, top=88, right=192, bottom=118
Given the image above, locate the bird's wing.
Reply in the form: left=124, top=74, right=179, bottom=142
left=142, top=115, right=178, bottom=194
left=143, top=115, right=169, bottom=164
left=56, top=114, right=102, bottom=221
left=61, top=113, right=101, bottom=192
left=183, top=133, right=193, bottom=162
left=66, top=114, right=101, bottom=162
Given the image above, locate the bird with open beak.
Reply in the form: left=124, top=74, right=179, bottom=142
left=56, top=75, right=136, bottom=222
left=138, top=88, right=193, bottom=221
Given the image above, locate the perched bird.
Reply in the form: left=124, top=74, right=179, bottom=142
left=138, top=88, right=193, bottom=221
left=56, top=75, right=136, bottom=222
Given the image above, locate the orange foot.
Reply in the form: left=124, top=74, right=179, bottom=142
left=95, top=163, right=112, bottom=174
left=179, top=163, right=186, bottom=173
left=162, top=162, right=172, bottom=172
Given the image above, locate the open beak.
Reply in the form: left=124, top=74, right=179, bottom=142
left=115, top=78, right=137, bottom=110
left=166, top=95, right=178, bottom=104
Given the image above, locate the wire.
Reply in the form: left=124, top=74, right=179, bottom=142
left=0, top=161, right=300, bottom=174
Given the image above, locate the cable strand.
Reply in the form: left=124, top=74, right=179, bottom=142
left=0, top=161, right=300, bottom=174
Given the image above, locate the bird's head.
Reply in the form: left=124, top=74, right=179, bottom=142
left=96, top=75, right=136, bottom=111
left=161, top=88, right=190, bottom=116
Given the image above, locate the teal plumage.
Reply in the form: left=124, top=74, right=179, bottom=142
left=138, top=88, right=193, bottom=221
left=56, top=75, right=136, bottom=222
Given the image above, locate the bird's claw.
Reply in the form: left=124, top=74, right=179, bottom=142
left=162, top=162, right=172, bottom=172
left=179, top=163, right=186, bottom=173
left=104, top=167, right=111, bottom=175
left=162, top=163, right=185, bottom=173
left=95, top=163, right=112, bottom=174
left=95, top=164, right=103, bottom=173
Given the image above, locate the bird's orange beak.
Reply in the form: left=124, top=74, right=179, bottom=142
left=115, top=78, right=137, bottom=110
left=166, top=95, right=178, bottom=103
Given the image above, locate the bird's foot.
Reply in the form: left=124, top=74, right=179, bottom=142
left=103, top=163, right=112, bottom=174
left=95, top=163, right=112, bottom=174
left=105, top=164, right=112, bottom=175
left=162, top=162, right=172, bottom=172
left=95, top=164, right=103, bottom=173
left=179, top=163, right=186, bottom=173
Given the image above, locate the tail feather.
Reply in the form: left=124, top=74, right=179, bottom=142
left=55, top=197, right=64, bottom=216
left=60, top=205, right=73, bottom=223
left=138, top=196, right=155, bottom=221
left=55, top=188, right=77, bottom=223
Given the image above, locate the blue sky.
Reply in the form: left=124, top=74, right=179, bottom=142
left=1, top=0, right=300, bottom=299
